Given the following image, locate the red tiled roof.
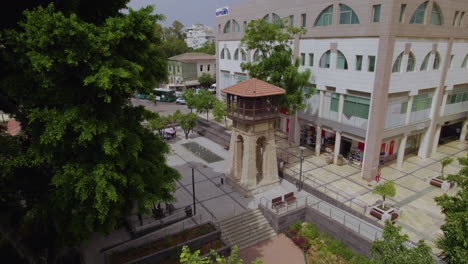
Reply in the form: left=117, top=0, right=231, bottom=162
left=222, top=78, right=285, bottom=97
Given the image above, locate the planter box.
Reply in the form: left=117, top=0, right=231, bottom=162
left=425, top=175, right=454, bottom=191
left=366, top=204, right=401, bottom=223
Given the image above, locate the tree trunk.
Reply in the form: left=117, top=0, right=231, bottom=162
left=206, top=111, right=209, bottom=121
left=224, top=116, right=227, bottom=128
left=382, top=196, right=386, bottom=208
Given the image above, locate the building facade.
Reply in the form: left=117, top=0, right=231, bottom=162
left=215, top=0, right=468, bottom=181
left=185, top=24, right=216, bottom=49
left=167, top=52, right=216, bottom=92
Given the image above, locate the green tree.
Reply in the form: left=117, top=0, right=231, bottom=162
left=370, top=221, right=434, bottom=264
left=198, top=73, right=215, bottom=88
left=182, top=89, right=197, bottom=112
left=195, top=90, right=216, bottom=121
left=180, top=245, right=263, bottom=264
left=372, top=181, right=396, bottom=209
left=0, top=5, right=180, bottom=261
left=179, top=112, right=198, bottom=139
left=149, top=113, right=170, bottom=137
left=168, top=109, right=183, bottom=129
left=440, top=157, right=454, bottom=179
left=193, top=41, right=215, bottom=55
left=213, top=99, right=228, bottom=128
left=434, top=155, right=468, bottom=264
left=240, top=19, right=313, bottom=114
left=156, top=20, right=191, bottom=58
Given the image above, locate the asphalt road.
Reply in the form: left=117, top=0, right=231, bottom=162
left=131, top=98, right=191, bottom=116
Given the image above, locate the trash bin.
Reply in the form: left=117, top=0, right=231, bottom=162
left=185, top=206, right=193, bottom=217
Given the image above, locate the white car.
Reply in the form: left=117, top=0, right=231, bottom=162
left=208, top=84, right=216, bottom=93
left=176, top=98, right=186, bottom=105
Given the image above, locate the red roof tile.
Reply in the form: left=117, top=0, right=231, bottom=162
left=222, top=78, right=285, bottom=97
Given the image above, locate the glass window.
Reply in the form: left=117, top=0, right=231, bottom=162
left=241, top=49, right=247, bottom=61
left=330, top=93, right=339, bottom=112
left=273, top=14, right=283, bottom=27
left=309, top=53, right=314, bottom=66
left=420, top=52, right=431, bottom=70
left=430, top=3, right=443, bottom=25
left=220, top=49, right=225, bottom=59
left=392, top=52, right=404, bottom=73
left=300, top=53, right=305, bottom=66
left=373, top=5, right=381, bottom=23
left=339, top=4, right=360, bottom=24
left=301, top=14, right=307, bottom=27
left=263, top=14, right=270, bottom=23
left=410, top=1, right=428, bottom=24
left=400, top=102, right=408, bottom=114
left=433, top=52, right=440, bottom=70
left=233, top=20, right=240, bottom=32
left=368, top=56, right=376, bottom=72
left=462, top=54, right=468, bottom=68
left=412, top=94, right=432, bottom=112
left=453, top=11, right=459, bottom=26
left=337, top=50, right=348, bottom=70
left=407, top=52, right=416, bottom=72
left=223, top=20, right=231, bottom=33
left=253, top=50, right=260, bottom=62
left=320, top=51, right=331, bottom=68
left=200, top=65, right=203, bottom=71
left=208, top=65, right=210, bottom=71
left=243, top=21, right=247, bottom=30
left=460, top=12, right=465, bottom=27
left=399, top=4, right=407, bottom=23
left=289, top=15, right=294, bottom=27
left=449, top=55, right=454, bottom=68
left=356, top=55, right=363, bottom=71
left=234, top=49, right=239, bottom=60
left=343, top=95, right=370, bottom=119
left=315, top=6, right=333, bottom=26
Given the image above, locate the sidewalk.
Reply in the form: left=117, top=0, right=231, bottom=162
left=238, top=234, right=305, bottom=264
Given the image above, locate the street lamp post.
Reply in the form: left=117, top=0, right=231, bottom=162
left=299, top=146, right=306, bottom=191
left=192, top=167, right=196, bottom=215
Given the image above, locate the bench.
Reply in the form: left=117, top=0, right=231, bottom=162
left=284, top=192, right=297, bottom=204
left=370, top=208, right=384, bottom=220
left=271, top=197, right=285, bottom=209
left=430, top=178, right=443, bottom=188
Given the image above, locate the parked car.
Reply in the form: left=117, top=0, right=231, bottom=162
left=176, top=98, right=186, bottom=105
left=208, top=83, right=216, bottom=94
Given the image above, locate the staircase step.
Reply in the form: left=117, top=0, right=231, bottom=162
left=219, top=210, right=262, bottom=226
left=225, top=223, right=272, bottom=242
left=220, top=216, right=268, bottom=235
left=238, top=231, right=277, bottom=249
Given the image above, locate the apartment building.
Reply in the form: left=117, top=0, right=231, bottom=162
left=167, top=52, right=216, bottom=91
left=215, top=0, right=468, bottom=181
left=185, top=24, right=216, bottom=49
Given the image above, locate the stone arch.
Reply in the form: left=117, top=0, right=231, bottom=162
left=235, top=135, right=244, bottom=181
left=256, top=136, right=267, bottom=184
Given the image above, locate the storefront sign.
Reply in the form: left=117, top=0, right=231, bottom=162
left=216, top=7, right=229, bottom=17
left=389, top=140, right=395, bottom=155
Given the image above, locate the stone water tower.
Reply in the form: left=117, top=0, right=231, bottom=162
left=223, top=78, right=285, bottom=197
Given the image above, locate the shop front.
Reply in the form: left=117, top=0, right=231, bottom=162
left=439, top=120, right=463, bottom=144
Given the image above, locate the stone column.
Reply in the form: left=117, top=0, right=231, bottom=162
left=318, top=90, right=325, bottom=118
left=334, top=131, right=342, bottom=165
left=316, top=125, right=322, bottom=157
left=460, top=120, right=468, bottom=142
left=397, top=135, right=407, bottom=168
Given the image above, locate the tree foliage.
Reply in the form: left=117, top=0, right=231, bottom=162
left=149, top=113, right=169, bottom=137
left=180, top=245, right=263, bottom=264
left=0, top=4, right=180, bottom=260
left=182, top=89, right=197, bottom=112
left=180, top=113, right=198, bottom=139
left=193, top=41, right=216, bottom=55
left=372, top=180, right=396, bottom=208
left=195, top=90, right=216, bottom=121
left=213, top=99, right=228, bottom=128
left=434, top=155, right=468, bottom=264
left=155, top=20, right=191, bottom=58
left=240, top=19, right=313, bottom=114
left=198, top=73, right=215, bottom=88
left=371, top=221, right=434, bottom=264
left=440, top=157, right=454, bottom=178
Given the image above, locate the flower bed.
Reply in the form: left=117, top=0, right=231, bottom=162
left=110, top=223, right=215, bottom=264
left=287, top=221, right=370, bottom=264
left=159, top=239, right=226, bottom=264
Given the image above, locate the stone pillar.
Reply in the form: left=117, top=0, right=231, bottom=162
left=460, top=120, right=468, bottom=142
left=440, top=91, right=448, bottom=116
left=334, top=131, right=342, bottom=165
left=318, top=90, right=325, bottom=118
left=316, top=125, right=322, bottom=157
left=397, top=135, right=407, bottom=168
left=432, top=125, right=442, bottom=155
left=337, top=94, right=345, bottom=123
left=405, top=96, right=414, bottom=124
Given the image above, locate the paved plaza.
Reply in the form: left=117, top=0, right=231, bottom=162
left=280, top=134, right=466, bottom=253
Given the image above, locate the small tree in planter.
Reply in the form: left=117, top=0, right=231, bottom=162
left=149, top=113, right=169, bottom=137
left=180, top=113, right=198, bottom=139
left=213, top=99, right=228, bottom=128
left=439, top=157, right=454, bottom=180
left=372, top=180, right=396, bottom=210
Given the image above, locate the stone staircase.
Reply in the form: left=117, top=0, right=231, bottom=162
left=195, top=118, right=231, bottom=147
left=217, top=209, right=276, bottom=250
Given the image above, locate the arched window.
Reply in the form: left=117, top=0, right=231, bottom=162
left=223, top=21, right=231, bottom=33
left=320, top=50, right=331, bottom=68
left=410, top=1, right=428, bottom=24
left=241, top=49, right=247, bottom=61
left=273, top=13, right=284, bottom=27
left=420, top=52, right=431, bottom=70
left=233, top=20, right=241, bottom=32
left=234, top=49, right=239, bottom=60
left=339, top=4, right=360, bottom=24
left=337, top=51, right=348, bottom=69
left=315, top=5, right=333, bottom=26
left=407, top=52, right=416, bottom=72
left=433, top=52, right=441, bottom=69
left=392, top=52, right=404, bottom=73
left=263, top=14, right=270, bottom=23
left=220, top=48, right=225, bottom=59
left=462, top=54, right=468, bottom=68
left=430, top=3, right=443, bottom=25
left=253, top=50, right=260, bottom=62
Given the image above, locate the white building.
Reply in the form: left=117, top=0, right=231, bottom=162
left=185, top=24, right=215, bottom=49
left=215, top=0, right=468, bottom=181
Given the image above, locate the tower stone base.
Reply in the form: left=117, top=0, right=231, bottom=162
left=226, top=120, right=280, bottom=197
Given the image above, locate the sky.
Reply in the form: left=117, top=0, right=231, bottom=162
left=127, top=0, right=246, bottom=28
